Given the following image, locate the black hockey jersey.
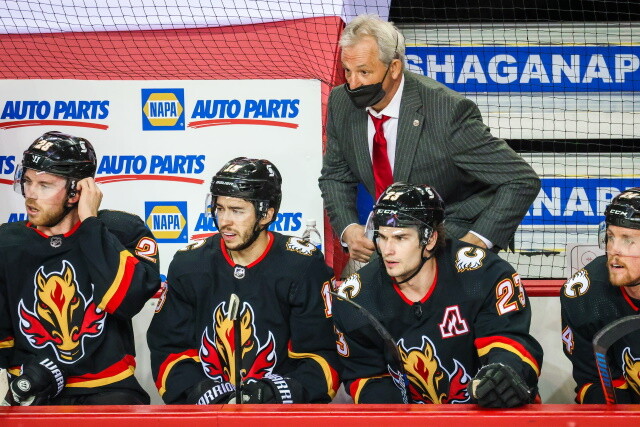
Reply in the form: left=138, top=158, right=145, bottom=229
left=332, top=239, right=543, bottom=404
left=147, top=232, right=340, bottom=404
left=561, top=255, right=640, bottom=403
left=0, top=211, right=160, bottom=400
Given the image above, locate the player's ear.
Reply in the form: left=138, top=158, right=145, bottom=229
left=425, top=230, right=438, bottom=252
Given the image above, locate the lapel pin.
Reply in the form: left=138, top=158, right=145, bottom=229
left=413, top=120, right=420, bottom=126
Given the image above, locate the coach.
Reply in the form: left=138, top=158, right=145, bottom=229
left=319, top=14, right=540, bottom=262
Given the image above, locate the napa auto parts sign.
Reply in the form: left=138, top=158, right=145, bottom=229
left=0, top=79, right=323, bottom=269
left=406, top=46, right=640, bottom=92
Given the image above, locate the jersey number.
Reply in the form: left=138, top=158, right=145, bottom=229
left=495, top=274, right=526, bottom=315
left=321, top=281, right=333, bottom=318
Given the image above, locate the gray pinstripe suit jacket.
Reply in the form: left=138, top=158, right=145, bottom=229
left=318, top=71, right=540, bottom=250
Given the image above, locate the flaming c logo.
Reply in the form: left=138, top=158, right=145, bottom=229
left=18, top=261, right=106, bottom=364
left=398, top=336, right=471, bottom=403
left=622, top=347, right=640, bottom=396
left=200, top=301, right=276, bottom=385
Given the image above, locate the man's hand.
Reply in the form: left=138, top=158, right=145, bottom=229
left=343, top=224, right=375, bottom=262
left=469, top=363, right=531, bottom=408
left=459, top=232, right=488, bottom=248
left=7, top=358, right=65, bottom=406
left=75, top=177, right=102, bottom=222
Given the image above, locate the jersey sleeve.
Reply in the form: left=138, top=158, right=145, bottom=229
left=473, top=269, right=543, bottom=393
left=284, top=253, right=341, bottom=403
left=559, top=296, right=610, bottom=403
left=77, top=213, right=160, bottom=319
left=331, top=292, right=404, bottom=404
left=333, top=320, right=404, bottom=403
left=147, top=260, right=208, bottom=404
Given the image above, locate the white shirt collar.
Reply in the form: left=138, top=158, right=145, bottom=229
left=366, top=74, right=404, bottom=119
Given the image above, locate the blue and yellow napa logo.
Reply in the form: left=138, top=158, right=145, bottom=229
left=145, top=201, right=188, bottom=243
left=141, top=89, right=185, bottom=131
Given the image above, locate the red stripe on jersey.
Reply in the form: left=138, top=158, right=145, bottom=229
left=220, top=232, right=274, bottom=267
left=156, top=349, right=200, bottom=391
left=104, top=253, right=139, bottom=314
left=475, top=335, right=541, bottom=375
left=392, top=264, right=438, bottom=305
left=26, top=220, right=82, bottom=238
left=67, top=354, right=135, bottom=383
left=621, top=287, right=640, bottom=311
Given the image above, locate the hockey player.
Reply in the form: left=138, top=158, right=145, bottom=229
left=0, top=131, right=160, bottom=405
left=332, top=182, right=543, bottom=407
left=147, top=157, right=340, bottom=404
left=561, top=187, right=640, bottom=403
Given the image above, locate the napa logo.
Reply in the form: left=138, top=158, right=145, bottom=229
left=145, top=202, right=188, bottom=243
left=141, top=89, right=185, bottom=131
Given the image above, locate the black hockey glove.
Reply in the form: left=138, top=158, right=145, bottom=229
left=469, top=363, right=531, bottom=408
left=233, top=375, right=305, bottom=404
left=185, top=379, right=235, bottom=405
left=7, top=358, right=65, bottom=406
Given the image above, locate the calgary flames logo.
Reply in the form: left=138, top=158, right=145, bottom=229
left=622, top=347, right=640, bottom=396
left=18, top=261, right=106, bottom=364
left=399, top=336, right=471, bottom=403
left=200, top=301, right=276, bottom=385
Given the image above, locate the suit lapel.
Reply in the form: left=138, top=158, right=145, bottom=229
left=394, top=72, right=424, bottom=183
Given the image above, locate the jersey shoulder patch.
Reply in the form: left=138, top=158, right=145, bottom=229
left=563, top=268, right=591, bottom=298
left=336, top=273, right=363, bottom=299
left=285, top=236, right=317, bottom=256
left=454, top=246, right=486, bottom=273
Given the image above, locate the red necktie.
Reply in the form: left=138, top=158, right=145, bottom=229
left=369, top=113, right=393, bottom=199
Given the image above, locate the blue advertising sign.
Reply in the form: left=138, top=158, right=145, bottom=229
left=405, top=46, right=640, bottom=92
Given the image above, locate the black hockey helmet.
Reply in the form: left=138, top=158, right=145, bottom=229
left=15, top=131, right=97, bottom=197
left=604, top=188, right=640, bottom=230
left=209, top=157, right=282, bottom=222
left=22, top=131, right=97, bottom=179
left=366, top=182, right=444, bottom=245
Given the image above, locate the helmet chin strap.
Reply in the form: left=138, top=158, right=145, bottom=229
left=218, top=203, right=270, bottom=254
left=395, top=248, right=434, bottom=285
left=42, top=202, right=77, bottom=228
left=232, top=219, right=266, bottom=252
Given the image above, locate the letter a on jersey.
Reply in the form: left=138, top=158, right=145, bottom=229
left=439, top=306, right=469, bottom=338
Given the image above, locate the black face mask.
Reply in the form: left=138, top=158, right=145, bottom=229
left=344, top=63, right=391, bottom=109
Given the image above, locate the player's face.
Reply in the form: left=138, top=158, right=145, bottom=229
left=22, top=168, right=70, bottom=227
left=376, top=226, right=423, bottom=281
left=215, top=196, right=261, bottom=251
left=341, top=36, right=401, bottom=109
left=606, top=225, right=640, bottom=287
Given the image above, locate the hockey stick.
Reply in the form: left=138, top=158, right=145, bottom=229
left=592, top=314, right=640, bottom=404
left=227, top=293, right=243, bottom=404
left=329, top=291, right=409, bottom=403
